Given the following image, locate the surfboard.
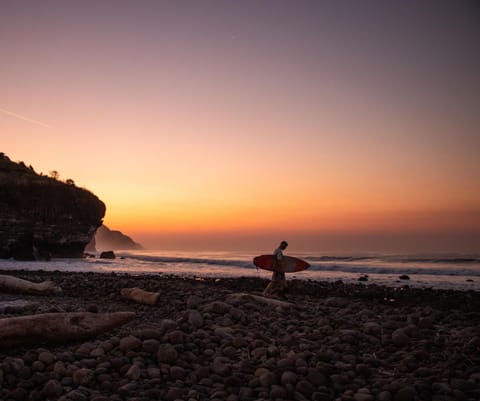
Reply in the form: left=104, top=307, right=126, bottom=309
left=253, top=254, right=310, bottom=273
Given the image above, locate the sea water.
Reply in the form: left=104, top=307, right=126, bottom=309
left=0, top=250, right=479, bottom=291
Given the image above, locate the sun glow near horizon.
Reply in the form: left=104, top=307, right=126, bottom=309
left=1, top=1, right=479, bottom=252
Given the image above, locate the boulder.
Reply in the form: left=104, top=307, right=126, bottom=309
left=100, top=251, right=115, bottom=259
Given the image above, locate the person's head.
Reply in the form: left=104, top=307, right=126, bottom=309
left=280, top=241, right=288, bottom=249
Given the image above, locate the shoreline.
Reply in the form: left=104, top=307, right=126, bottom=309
left=1, top=252, right=479, bottom=293
left=1, top=270, right=480, bottom=400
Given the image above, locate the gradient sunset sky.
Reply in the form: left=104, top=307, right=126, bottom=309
left=1, top=1, right=479, bottom=252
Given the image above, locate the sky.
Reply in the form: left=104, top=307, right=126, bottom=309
left=1, top=0, right=479, bottom=253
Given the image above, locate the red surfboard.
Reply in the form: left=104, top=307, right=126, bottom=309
left=253, top=254, right=310, bottom=273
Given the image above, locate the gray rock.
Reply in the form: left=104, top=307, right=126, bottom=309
left=157, top=344, right=178, bottom=364
left=353, top=388, right=374, bottom=401
left=119, top=335, right=142, bottom=351
left=432, top=382, right=452, bottom=394
left=394, top=386, right=417, bottom=401
left=270, top=385, right=287, bottom=398
left=377, top=391, right=393, bottom=401
left=167, top=330, right=185, bottom=344
left=159, top=319, right=178, bottom=333
left=188, top=309, right=204, bottom=328
left=72, top=368, right=94, bottom=386
left=325, top=297, right=349, bottom=307
left=147, top=367, right=161, bottom=378
left=259, top=371, right=276, bottom=387
left=41, top=379, right=63, bottom=398
left=296, top=380, right=315, bottom=396
left=202, top=301, right=231, bottom=314
left=363, top=322, right=382, bottom=336
left=307, top=368, right=327, bottom=386
left=392, top=329, right=411, bottom=347
left=187, top=295, right=203, bottom=309
left=60, top=389, right=90, bottom=401
left=418, top=317, right=434, bottom=329
left=166, top=387, right=185, bottom=401
left=31, top=360, right=45, bottom=372
left=212, top=357, right=231, bottom=376
left=38, top=351, right=56, bottom=365
left=90, top=347, right=105, bottom=357
left=125, top=364, right=141, bottom=380
left=142, top=339, right=160, bottom=353
left=170, top=365, right=185, bottom=380
left=281, top=370, right=298, bottom=385
left=415, top=367, right=432, bottom=377
left=53, top=361, right=66, bottom=375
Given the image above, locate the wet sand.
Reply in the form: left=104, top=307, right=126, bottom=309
left=1, top=270, right=479, bottom=401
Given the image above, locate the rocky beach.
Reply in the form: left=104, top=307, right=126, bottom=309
left=0, top=270, right=479, bottom=401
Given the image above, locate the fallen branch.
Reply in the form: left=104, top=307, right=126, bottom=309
left=0, top=311, right=135, bottom=348
left=226, top=293, right=295, bottom=308
left=0, top=275, right=62, bottom=295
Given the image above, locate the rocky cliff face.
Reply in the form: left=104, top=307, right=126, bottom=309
left=0, top=153, right=106, bottom=260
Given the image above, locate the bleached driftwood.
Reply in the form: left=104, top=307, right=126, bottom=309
left=226, top=293, right=295, bottom=308
left=0, top=311, right=135, bottom=348
left=0, top=275, right=62, bottom=295
left=121, top=287, right=160, bottom=305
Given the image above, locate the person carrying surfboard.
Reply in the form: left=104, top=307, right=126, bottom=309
left=263, top=240, right=289, bottom=298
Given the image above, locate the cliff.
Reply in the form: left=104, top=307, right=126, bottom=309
left=87, top=225, right=143, bottom=252
left=0, top=153, right=106, bottom=260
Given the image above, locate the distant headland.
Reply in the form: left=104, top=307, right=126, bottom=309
left=86, top=225, right=143, bottom=252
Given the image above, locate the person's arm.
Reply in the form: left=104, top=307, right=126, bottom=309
left=273, top=250, right=283, bottom=270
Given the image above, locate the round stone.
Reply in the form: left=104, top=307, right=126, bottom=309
left=281, top=371, right=298, bottom=385
left=157, top=344, right=178, bottom=364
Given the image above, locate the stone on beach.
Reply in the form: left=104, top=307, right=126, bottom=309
left=391, top=328, right=411, bottom=347
left=0, top=271, right=479, bottom=401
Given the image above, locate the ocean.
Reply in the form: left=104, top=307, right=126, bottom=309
left=1, top=250, right=479, bottom=292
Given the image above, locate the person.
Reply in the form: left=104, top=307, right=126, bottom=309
left=263, top=240, right=288, bottom=298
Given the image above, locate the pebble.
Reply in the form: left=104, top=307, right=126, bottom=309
left=119, top=335, right=142, bottom=351
left=42, top=379, right=63, bottom=398
left=188, top=309, right=204, bottom=328
left=391, top=328, right=411, bottom=347
left=157, top=344, right=178, bottom=363
left=38, top=351, right=55, bottom=365
left=0, top=272, right=478, bottom=401
left=394, top=386, right=417, bottom=401
left=142, top=338, right=160, bottom=353
left=72, top=368, right=94, bottom=386
left=281, top=370, right=297, bottom=385
left=125, top=364, right=141, bottom=380
left=377, top=391, right=393, bottom=401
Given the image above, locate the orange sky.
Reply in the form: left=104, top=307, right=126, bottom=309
left=1, top=1, right=479, bottom=252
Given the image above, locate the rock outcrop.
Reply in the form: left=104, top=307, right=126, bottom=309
left=87, top=224, right=143, bottom=251
left=0, top=153, right=106, bottom=260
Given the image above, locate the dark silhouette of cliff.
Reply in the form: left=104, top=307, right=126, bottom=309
left=86, top=225, right=143, bottom=252
left=0, top=153, right=106, bottom=260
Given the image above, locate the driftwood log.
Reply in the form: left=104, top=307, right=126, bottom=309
left=226, top=293, right=295, bottom=308
left=0, top=274, right=62, bottom=295
left=0, top=311, right=135, bottom=348
left=121, top=287, right=160, bottom=305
